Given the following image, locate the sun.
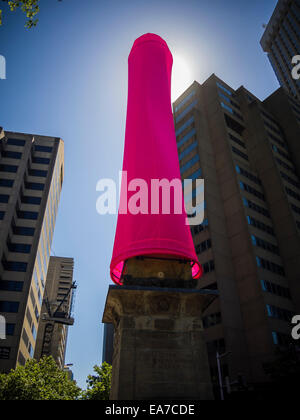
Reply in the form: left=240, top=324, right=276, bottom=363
left=171, top=53, right=193, bottom=103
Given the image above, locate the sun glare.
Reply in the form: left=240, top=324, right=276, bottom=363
left=171, top=53, right=193, bottom=103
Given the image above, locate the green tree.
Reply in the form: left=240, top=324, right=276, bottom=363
left=0, top=356, right=81, bottom=400
left=0, top=0, right=40, bottom=27
left=81, top=362, right=112, bottom=400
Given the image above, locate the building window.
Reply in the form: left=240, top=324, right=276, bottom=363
left=192, top=218, right=209, bottom=235
left=0, top=194, right=9, bottom=203
left=285, top=187, right=300, bottom=202
left=261, top=280, right=291, bottom=299
left=7, top=138, right=26, bottom=147
left=224, top=114, right=245, bottom=136
left=0, top=280, right=23, bottom=292
left=175, top=100, right=198, bottom=123
left=25, top=182, right=45, bottom=191
left=229, top=133, right=246, bottom=149
left=216, top=81, right=233, bottom=96
left=21, top=195, right=41, bottom=205
left=18, top=351, right=26, bottom=366
left=203, top=312, right=222, bottom=329
left=232, top=146, right=248, bottom=161
left=28, top=169, right=47, bottom=177
left=180, top=155, right=200, bottom=175
left=0, top=179, right=14, bottom=187
left=0, top=347, right=11, bottom=360
left=272, top=331, right=292, bottom=347
left=32, top=157, right=50, bottom=165
left=0, top=211, right=5, bottom=220
left=17, top=210, right=38, bottom=220
left=0, top=164, right=18, bottom=173
left=6, top=324, right=15, bottom=336
left=34, top=145, right=53, bottom=153
left=247, top=215, right=274, bottom=236
left=266, top=304, right=293, bottom=322
left=240, top=182, right=265, bottom=201
left=2, top=151, right=22, bottom=159
left=196, top=238, right=212, bottom=255
left=236, top=165, right=261, bottom=185
left=2, top=260, right=28, bottom=272
left=175, top=116, right=195, bottom=137
left=0, top=301, right=19, bottom=313
left=256, top=256, right=285, bottom=276
left=7, top=242, right=31, bottom=254
left=179, top=141, right=198, bottom=161
left=202, top=259, right=215, bottom=274
left=174, top=90, right=196, bottom=113
left=13, top=226, right=35, bottom=236
left=251, top=235, right=280, bottom=255
left=242, top=197, right=270, bottom=217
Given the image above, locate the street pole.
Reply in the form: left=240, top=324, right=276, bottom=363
left=216, top=352, right=224, bottom=401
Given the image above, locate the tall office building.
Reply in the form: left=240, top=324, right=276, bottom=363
left=34, top=256, right=75, bottom=369
left=260, top=0, right=300, bottom=100
left=0, top=129, right=64, bottom=372
left=173, top=75, right=300, bottom=392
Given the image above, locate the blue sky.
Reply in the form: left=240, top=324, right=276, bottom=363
left=0, top=0, right=279, bottom=388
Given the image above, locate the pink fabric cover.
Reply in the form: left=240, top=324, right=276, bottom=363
left=110, top=33, right=202, bottom=284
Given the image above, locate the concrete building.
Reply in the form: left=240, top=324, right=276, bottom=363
left=173, top=75, right=300, bottom=392
left=34, top=257, right=75, bottom=369
left=261, top=0, right=300, bottom=100
left=0, top=129, right=64, bottom=372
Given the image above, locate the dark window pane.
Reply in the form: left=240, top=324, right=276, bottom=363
left=0, top=347, right=10, bottom=360
left=0, top=280, right=23, bottom=292
left=7, top=242, right=31, bottom=253
left=0, top=301, right=19, bottom=313
left=0, top=164, right=18, bottom=173
left=2, top=260, right=28, bottom=272
left=13, top=226, right=35, bottom=236
left=2, top=151, right=22, bottom=159
left=0, top=195, right=9, bottom=203
left=17, top=210, right=38, bottom=220
left=21, top=196, right=41, bottom=205
left=32, top=157, right=50, bottom=165
left=0, top=211, right=5, bottom=220
left=28, top=169, right=47, bottom=177
left=6, top=324, right=15, bottom=336
left=7, top=138, right=25, bottom=146
left=35, top=145, right=53, bottom=153
left=0, top=179, right=14, bottom=187
left=25, top=182, right=44, bottom=191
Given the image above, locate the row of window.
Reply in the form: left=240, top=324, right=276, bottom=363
left=285, top=186, right=300, bottom=202
left=224, top=114, right=245, bottom=137
left=2, top=260, right=28, bottom=272
left=280, top=171, right=300, bottom=189
left=192, top=218, right=209, bottom=235
left=229, top=133, right=246, bottom=149
left=195, top=238, right=212, bottom=255
left=256, top=256, right=285, bottom=276
left=0, top=164, right=48, bottom=178
left=0, top=280, right=23, bottom=292
left=218, top=91, right=240, bottom=110
left=240, top=181, right=265, bottom=201
left=268, top=132, right=287, bottom=150
left=275, top=157, right=295, bottom=174
left=266, top=304, right=293, bottom=322
left=175, top=116, right=195, bottom=137
left=179, top=141, right=198, bottom=161
left=261, top=279, right=291, bottom=299
left=221, top=102, right=244, bottom=121
left=272, top=144, right=291, bottom=162
left=7, top=242, right=31, bottom=254
left=0, top=301, right=19, bottom=313
left=202, top=259, right=215, bottom=274
left=272, top=331, right=292, bottom=347
left=4, top=139, right=52, bottom=153
left=175, top=100, right=198, bottom=123
left=180, top=154, right=200, bottom=175
left=261, top=109, right=279, bottom=128
left=203, top=312, right=222, bottom=329
left=177, top=127, right=196, bottom=149
left=291, top=203, right=300, bottom=216
left=251, top=235, right=280, bottom=256
left=243, top=197, right=270, bottom=218
left=174, top=90, right=196, bottom=113
left=264, top=119, right=282, bottom=136
left=246, top=215, right=274, bottom=236
left=236, top=165, right=261, bottom=185
left=232, top=146, right=248, bottom=161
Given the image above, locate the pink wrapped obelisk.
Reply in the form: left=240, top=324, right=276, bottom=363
left=110, top=33, right=202, bottom=284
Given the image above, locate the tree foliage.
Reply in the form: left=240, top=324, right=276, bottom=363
left=81, top=362, right=112, bottom=400
left=0, top=356, right=81, bottom=400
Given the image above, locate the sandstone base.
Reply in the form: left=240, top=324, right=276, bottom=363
left=102, top=285, right=216, bottom=400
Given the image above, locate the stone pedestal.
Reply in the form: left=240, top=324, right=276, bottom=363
left=102, top=285, right=217, bottom=400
